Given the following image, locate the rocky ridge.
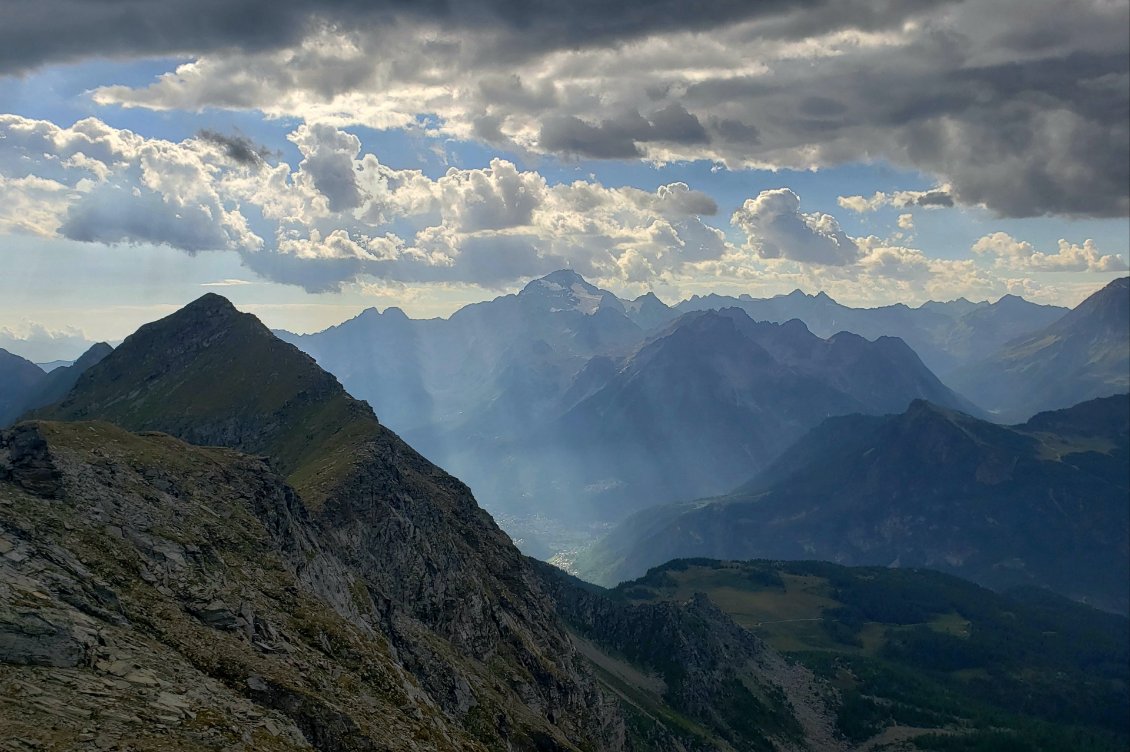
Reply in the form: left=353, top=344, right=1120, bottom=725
left=26, top=294, right=629, bottom=750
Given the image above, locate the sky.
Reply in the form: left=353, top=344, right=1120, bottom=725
left=0, top=0, right=1128, bottom=360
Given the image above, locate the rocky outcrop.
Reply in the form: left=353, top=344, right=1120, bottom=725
left=0, top=422, right=62, bottom=498
left=534, top=561, right=843, bottom=752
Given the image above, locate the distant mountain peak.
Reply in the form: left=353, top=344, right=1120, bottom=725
left=779, top=288, right=836, bottom=304
left=520, top=269, right=623, bottom=315
left=903, top=398, right=959, bottom=421
left=779, top=317, right=813, bottom=336
left=993, top=293, right=1027, bottom=307
left=382, top=305, right=409, bottom=320
left=539, top=268, right=589, bottom=286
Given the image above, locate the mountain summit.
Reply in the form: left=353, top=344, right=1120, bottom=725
left=39, top=292, right=374, bottom=505
left=33, top=293, right=627, bottom=748
left=518, top=269, right=626, bottom=315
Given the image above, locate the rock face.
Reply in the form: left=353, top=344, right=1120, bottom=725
left=577, top=395, right=1130, bottom=614
left=532, top=560, right=843, bottom=752
left=1, top=421, right=470, bottom=750
left=0, top=422, right=63, bottom=497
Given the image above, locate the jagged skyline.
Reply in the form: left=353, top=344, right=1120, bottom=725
left=0, top=266, right=1111, bottom=362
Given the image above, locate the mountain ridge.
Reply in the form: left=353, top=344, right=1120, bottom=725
left=29, top=293, right=632, bottom=749
left=950, top=276, right=1130, bottom=421
left=576, top=394, right=1130, bottom=613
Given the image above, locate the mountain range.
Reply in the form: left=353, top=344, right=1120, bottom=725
left=3, top=292, right=1126, bottom=750
left=462, top=307, right=978, bottom=526
left=575, top=394, right=1130, bottom=613
left=229, top=273, right=1128, bottom=556
left=5, top=274, right=1124, bottom=566
left=675, top=289, right=1069, bottom=377
left=277, top=271, right=1076, bottom=441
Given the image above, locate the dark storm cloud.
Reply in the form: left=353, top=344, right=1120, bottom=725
left=539, top=116, right=645, bottom=159
left=3, top=0, right=1127, bottom=219
left=539, top=105, right=709, bottom=158
left=197, top=129, right=272, bottom=166
left=676, top=34, right=1129, bottom=217
left=648, top=103, right=710, bottom=145
left=0, top=0, right=949, bottom=75
left=915, top=190, right=953, bottom=208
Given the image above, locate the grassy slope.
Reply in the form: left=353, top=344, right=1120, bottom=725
left=614, top=559, right=1130, bottom=751
left=34, top=294, right=381, bottom=510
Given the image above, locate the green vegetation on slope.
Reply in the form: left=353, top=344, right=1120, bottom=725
left=614, top=559, right=1130, bottom=751
left=34, top=293, right=381, bottom=509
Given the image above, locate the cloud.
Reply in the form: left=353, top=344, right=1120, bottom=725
left=201, top=278, right=254, bottom=287
left=0, top=321, right=97, bottom=362
left=59, top=181, right=256, bottom=253
left=0, top=115, right=731, bottom=290
left=2, top=114, right=1123, bottom=306
left=289, top=123, right=366, bottom=213
left=0, top=175, right=73, bottom=236
left=971, top=232, right=1129, bottom=272
left=1, top=0, right=936, bottom=76
left=732, top=188, right=860, bottom=266
left=196, top=129, right=272, bottom=166
left=837, top=187, right=954, bottom=213
left=70, top=0, right=1129, bottom=218
left=437, top=158, right=546, bottom=232
left=535, top=105, right=712, bottom=159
